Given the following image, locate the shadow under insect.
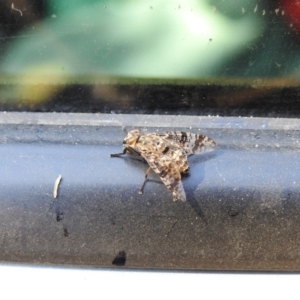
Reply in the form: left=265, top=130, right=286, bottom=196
left=184, top=151, right=218, bottom=222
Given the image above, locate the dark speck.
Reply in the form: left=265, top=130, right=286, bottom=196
left=64, top=228, right=69, bottom=237
left=162, top=146, right=169, bottom=154
left=228, top=209, right=239, bottom=217
left=56, top=212, right=64, bottom=222
left=112, top=251, right=126, bottom=266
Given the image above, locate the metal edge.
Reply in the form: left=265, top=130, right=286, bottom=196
left=0, top=112, right=300, bottom=130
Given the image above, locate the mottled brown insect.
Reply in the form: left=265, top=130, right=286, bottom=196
left=110, top=129, right=216, bottom=202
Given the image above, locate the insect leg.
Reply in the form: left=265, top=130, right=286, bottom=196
left=139, top=167, right=152, bottom=195
left=126, top=147, right=141, bottom=156
left=110, top=147, right=141, bottom=157
left=110, top=148, right=127, bottom=157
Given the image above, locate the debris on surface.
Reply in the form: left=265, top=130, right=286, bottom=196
left=53, top=174, right=62, bottom=198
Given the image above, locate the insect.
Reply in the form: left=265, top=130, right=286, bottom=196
left=110, top=129, right=216, bottom=202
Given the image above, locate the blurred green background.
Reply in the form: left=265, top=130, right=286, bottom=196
left=0, top=0, right=299, bottom=115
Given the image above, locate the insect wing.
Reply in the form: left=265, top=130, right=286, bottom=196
left=159, top=132, right=216, bottom=154
left=141, top=151, right=186, bottom=202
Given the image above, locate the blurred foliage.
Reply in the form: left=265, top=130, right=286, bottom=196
left=1, top=0, right=263, bottom=78
left=0, top=0, right=299, bottom=112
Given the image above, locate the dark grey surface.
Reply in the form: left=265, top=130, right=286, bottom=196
left=0, top=115, right=300, bottom=270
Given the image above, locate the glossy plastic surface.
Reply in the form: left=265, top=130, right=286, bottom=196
left=0, top=113, right=299, bottom=270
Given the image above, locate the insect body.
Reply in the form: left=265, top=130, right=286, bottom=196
left=110, top=129, right=216, bottom=202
